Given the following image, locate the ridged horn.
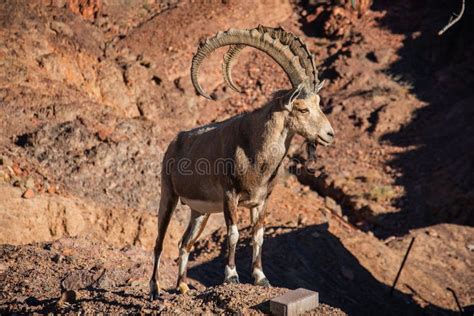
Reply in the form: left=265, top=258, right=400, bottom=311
left=223, top=44, right=245, bottom=93
left=191, top=26, right=309, bottom=100
left=220, top=26, right=321, bottom=95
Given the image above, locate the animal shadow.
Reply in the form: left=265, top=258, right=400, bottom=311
left=188, top=224, right=456, bottom=315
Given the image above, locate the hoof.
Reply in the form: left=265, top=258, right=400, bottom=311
left=178, top=282, right=190, bottom=294
left=254, top=278, right=271, bottom=287
left=149, top=281, right=160, bottom=301
left=224, top=275, right=240, bottom=284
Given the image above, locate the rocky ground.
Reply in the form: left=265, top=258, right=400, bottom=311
left=0, top=0, right=473, bottom=314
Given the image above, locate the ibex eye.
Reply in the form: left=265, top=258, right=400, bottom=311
left=298, top=108, right=309, bottom=113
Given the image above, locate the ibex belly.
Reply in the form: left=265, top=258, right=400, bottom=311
left=180, top=187, right=268, bottom=213
left=180, top=197, right=223, bottom=214
left=176, top=174, right=225, bottom=214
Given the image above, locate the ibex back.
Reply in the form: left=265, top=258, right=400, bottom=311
left=149, top=26, right=334, bottom=300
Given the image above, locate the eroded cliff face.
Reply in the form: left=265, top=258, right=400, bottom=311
left=0, top=0, right=473, bottom=314
left=0, top=0, right=294, bottom=209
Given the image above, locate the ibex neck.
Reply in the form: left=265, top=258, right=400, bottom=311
left=244, top=100, right=294, bottom=168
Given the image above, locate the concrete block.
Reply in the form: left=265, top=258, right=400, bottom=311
left=270, top=288, right=319, bottom=316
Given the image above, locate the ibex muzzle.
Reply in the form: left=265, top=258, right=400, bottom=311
left=149, top=25, right=334, bottom=300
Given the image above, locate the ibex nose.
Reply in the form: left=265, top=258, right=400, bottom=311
left=324, top=129, right=335, bottom=144
left=317, top=124, right=334, bottom=146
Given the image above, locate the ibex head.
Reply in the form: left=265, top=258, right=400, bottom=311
left=191, top=25, right=334, bottom=146
left=283, top=83, right=334, bottom=146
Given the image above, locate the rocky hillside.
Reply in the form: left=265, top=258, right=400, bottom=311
left=0, top=0, right=472, bottom=314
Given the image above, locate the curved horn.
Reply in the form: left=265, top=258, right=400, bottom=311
left=191, top=27, right=309, bottom=100
left=220, top=26, right=321, bottom=95
left=278, top=27, right=320, bottom=92
left=222, top=44, right=245, bottom=93
left=284, top=30, right=321, bottom=92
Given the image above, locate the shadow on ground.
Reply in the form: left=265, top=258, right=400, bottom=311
left=296, top=0, right=474, bottom=238
left=189, top=224, right=455, bottom=315
left=369, top=0, right=474, bottom=237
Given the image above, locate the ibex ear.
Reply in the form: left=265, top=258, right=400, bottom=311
left=283, top=83, right=304, bottom=111
left=316, top=80, right=326, bottom=93
left=283, top=100, right=293, bottom=112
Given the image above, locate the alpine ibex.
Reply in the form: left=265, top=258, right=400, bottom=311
left=149, top=26, right=334, bottom=300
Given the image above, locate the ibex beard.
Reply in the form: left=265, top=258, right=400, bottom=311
left=149, top=25, right=334, bottom=300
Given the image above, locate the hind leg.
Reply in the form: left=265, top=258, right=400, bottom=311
left=149, top=176, right=178, bottom=300
left=176, top=210, right=210, bottom=294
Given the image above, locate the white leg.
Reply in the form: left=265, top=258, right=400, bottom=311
left=250, top=204, right=270, bottom=286
left=224, top=224, right=240, bottom=283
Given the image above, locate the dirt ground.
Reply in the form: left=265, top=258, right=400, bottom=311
left=0, top=0, right=473, bottom=314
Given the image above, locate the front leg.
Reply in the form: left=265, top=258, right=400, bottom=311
left=223, top=190, right=240, bottom=284
left=250, top=202, right=270, bottom=287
